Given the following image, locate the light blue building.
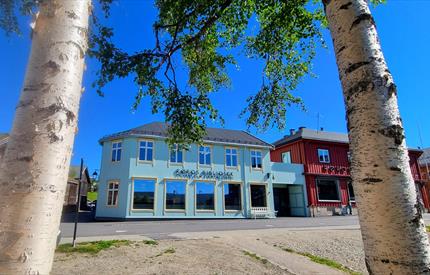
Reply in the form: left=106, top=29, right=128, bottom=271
left=95, top=122, right=308, bottom=219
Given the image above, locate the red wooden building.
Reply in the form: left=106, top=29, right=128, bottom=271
left=271, top=127, right=429, bottom=216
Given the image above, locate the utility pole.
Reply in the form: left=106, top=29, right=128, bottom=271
left=72, top=158, right=84, bottom=247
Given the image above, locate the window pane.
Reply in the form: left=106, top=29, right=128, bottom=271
left=250, top=185, right=267, bottom=207
left=224, top=184, right=241, bottom=210
left=170, top=150, right=176, bottom=162
left=348, top=182, right=355, bottom=201
left=139, top=148, right=146, bottom=161
left=147, top=148, right=153, bottom=161
left=196, top=182, right=214, bottom=210
left=226, top=155, right=231, bottom=166
left=199, top=146, right=204, bottom=152
left=199, top=153, right=205, bottom=164
left=166, top=181, right=186, bottom=210
left=206, top=153, right=211, bottom=165
left=232, top=155, right=237, bottom=166
left=177, top=151, right=183, bottom=163
left=282, top=152, right=291, bottom=163
left=116, top=149, right=121, bottom=161
left=133, top=179, right=155, bottom=209
left=148, top=142, right=153, bottom=148
left=111, top=150, right=116, bottom=162
left=117, top=142, right=122, bottom=148
left=107, top=191, right=112, bottom=205
left=113, top=190, right=118, bottom=205
left=113, top=143, right=117, bottom=149
left=317, top=179, right=339, bottom=201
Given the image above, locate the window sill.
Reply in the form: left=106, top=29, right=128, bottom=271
left=131, top=209, right=154, bottom=212
left=226, top=166, right=239, bottom=170
left=317, top=200, right=341, bottom=203
left=196, top=209, right=215, bottom=212
left=138, top=160, right=154, bottom=164
left=164, top=209, right=186, bottom=212
left=224, top=209, right=242, bottom=213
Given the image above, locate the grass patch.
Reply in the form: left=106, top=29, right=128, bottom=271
left=155, top=247, right=176, bottom=257
left=143, top=240, right=158, bottom=246
left=56, top=240, right=130, bottom=255
left=426, top=225, right=430, bottom=232
left=243, top=250, right=268, bottom=264
left=87, top=191, right=98, bottom=201
left=280, top=247, right=361, bottom=275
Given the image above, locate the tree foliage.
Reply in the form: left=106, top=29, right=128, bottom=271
left=0, top=0, right=381, bottom=147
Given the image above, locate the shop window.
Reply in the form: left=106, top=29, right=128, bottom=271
left=139, top=140, right=153, bottom=161
left=282, top=151, right=291, bottom=163
left=165, top=180, right=186, bottom=210
left=107, top=181, right=119, bottom=206
left=226, top=148, right=238, bottom=167
left=224, top=183, right=242, bottom=211
left=251, top=150, right=262, bottom=169
left=317, top=149, right=330, bottom=163
left=316, top=178, right=340, bottom=201
left=250, top=184, right=267, bottom=207
left=199, top=145, right=211, bottom=165
left=195, top=181, right=215, bottom=210
left=111, top=141, right=122, bottom=162
left=133, top=179, right=155, bottom=209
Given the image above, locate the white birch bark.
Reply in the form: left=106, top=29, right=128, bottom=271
left=0, top=0, right=90, bottom=273
left=323, top=0, right=430, bottom=274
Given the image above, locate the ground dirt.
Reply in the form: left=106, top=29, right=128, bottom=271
left=52, top=238, right=291, bottom=275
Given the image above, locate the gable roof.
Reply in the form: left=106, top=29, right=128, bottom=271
left=99, top=122, right=272, bottom=148
left=273, top=128, right=349, bottom=147
left=419, top=148, right=430, bottom=166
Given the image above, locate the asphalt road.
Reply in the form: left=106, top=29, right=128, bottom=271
left=60, top=214, right=430, bottom=240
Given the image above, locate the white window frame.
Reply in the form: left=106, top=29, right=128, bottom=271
left=111, top=141, right=122, bottom=162
left=250, top=150, right=263, bottom=170
left=281, top=151, right=292, bottom=164
left=316, top=178, right=341, bottom=202
left=138, top=139, right=154, bottom=162
left=169, top=144, right=184, bottom=165
left=317, top=149, right=330, bottom=163
left=107, top=181, right=119, bottom=206
left=225, top=147, right=239, bottom=168
left=199, top=145, right=211, bottom=166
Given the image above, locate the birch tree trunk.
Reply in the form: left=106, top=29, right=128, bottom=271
left=0, top=0, right=90, bottom=273
left=323, top=0, right=430, bottom=273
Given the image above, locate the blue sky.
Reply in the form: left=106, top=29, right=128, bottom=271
left=0, top=1, right=428, bottom=173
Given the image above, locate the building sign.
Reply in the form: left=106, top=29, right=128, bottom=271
left=174, top=169, right=233, bottom=180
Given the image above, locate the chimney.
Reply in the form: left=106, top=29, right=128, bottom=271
left=298, top=126, right=306, bottom=131
left=320, top=127, right=324, bottom=131
left=289, top=129, right=295, bottom=135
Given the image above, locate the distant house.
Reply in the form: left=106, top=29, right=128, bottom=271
left=64, top=165, right=92, bottom=212
left=419, top=148, right=430, bottom=207
left=0, top=133, right=9, bottom=163
left=271, top=127, right=429, bottom=216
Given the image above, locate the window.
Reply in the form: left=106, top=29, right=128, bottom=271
left=347, top=151, right=352, bottom=163
left=199, top=145, right=211, bottom=165
left=111, top=141, right=122, bottom=162
left=165, top=180, right=186, bottom=210
left=224, top=183, right=242, bottom=211
left=316, top=178, right=340, bottom=201
left=226, top=148, right=238, bottom=167
left=282, top=151, right=291, bottom=163
left=107, top=181, right=119, bottom=206
left=133, top=179, right=155, bottom=210
left=195, top=181, right=215, bottom=210
left=251, top=150, right=262, bottom=169
left=139, top=140, right=153, bottom=161
left=317, top=149, right=330, bottom=163
left=348, top=181, right=355, bottom=202
left=250, top=184, right=267, bottom=207
left=170, top=144, right=183, bottom=164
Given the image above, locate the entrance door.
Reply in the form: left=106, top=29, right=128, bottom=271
left=273, top=186, right=290, bottom=217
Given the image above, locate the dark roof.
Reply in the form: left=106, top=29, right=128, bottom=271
left=419, top=148, right=430, bottom=166
left=273, top=128, right=349, bottom=147
left=99, top=122, right=272, bottom=148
